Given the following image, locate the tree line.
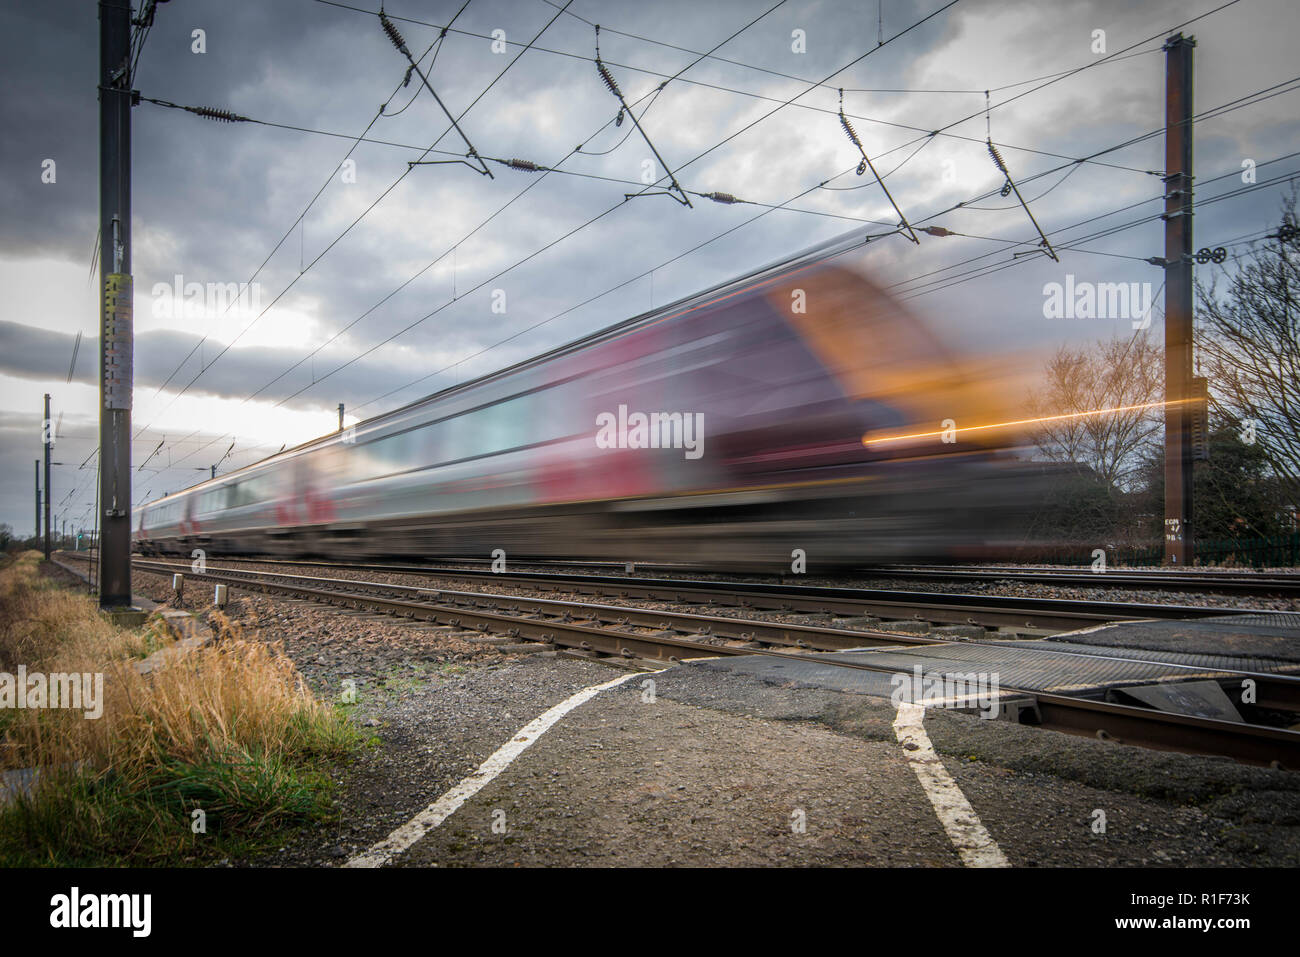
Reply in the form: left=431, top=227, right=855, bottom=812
left=1021, top=190, right=1298, bottom=560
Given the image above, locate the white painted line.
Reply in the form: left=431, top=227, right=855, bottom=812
left=892, top=702, right=1010, bottom=868
left=345, top=670, right=646, bottom=868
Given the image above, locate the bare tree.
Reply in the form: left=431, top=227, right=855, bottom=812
left=1026, top=332, right=1164, bottom=491
left=1196, top=188, right=1300, bottom=498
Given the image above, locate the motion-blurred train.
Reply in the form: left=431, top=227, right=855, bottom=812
left=134, top=243, right=1050, bottom=568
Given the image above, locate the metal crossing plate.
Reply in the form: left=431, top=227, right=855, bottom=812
left=692, top=634, right=1300, bottom=699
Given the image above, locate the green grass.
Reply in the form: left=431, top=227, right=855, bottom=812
left=0, top=749, right=342, bottom=867
left=0, top=550, right=361, bottom=866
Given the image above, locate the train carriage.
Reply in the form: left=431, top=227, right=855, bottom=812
left=135, top=254, right=1047, bottom=568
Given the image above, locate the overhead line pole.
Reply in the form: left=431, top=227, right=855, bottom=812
left=43, top=394, right=51, bottom=560
left=98, top=0, right=134, bottom=607
left=1162, top=33, right=1196, bottom=565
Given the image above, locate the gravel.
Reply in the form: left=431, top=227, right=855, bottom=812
left=66, top=555, right=1300, bottom=867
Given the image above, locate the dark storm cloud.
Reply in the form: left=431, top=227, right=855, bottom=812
left=0, top=316, right=535, bottom=411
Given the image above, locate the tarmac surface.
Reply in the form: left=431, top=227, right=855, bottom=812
left=338, top=652, right=1300, bottom=868
left=83, top=560, right=1300, bottom=867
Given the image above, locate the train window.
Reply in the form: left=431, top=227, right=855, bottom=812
left=412, top=422, right=443, bottom=465
left=354, top=430, right=422, bottom=480
left=459, top=408, right=496, bottom=459
left=438, top=415, right=467, bottom=463
left=346, top=387, right=562, bottom=478
left=531, top=382, right=583, bottom=442
left=440, top=395, right=532, bottom=462
left=487, top=396, right=530, bottom=451
left=238, top=474, right=272, bottom=506
left=444, top=409, right=485, bottom=461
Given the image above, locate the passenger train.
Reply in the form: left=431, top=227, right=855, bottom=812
left=134, top=245, right=1050, bottom=568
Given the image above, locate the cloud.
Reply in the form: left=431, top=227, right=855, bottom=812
left=0, top=0, right=1298, bottom=528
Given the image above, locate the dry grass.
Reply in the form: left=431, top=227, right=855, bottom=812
left=0, top=551, right=356, bottom=865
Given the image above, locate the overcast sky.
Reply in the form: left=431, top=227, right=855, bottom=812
left=1, top=0, right=1297, bottom=534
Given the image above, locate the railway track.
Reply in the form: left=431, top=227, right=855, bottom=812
left=105, top=554, right=1300, bottom=770
left=871, top=564, right=1300, bottom=597
left=199, top=554, right=1300, bottom=596
left=131, top=554, right=1267, bottom=634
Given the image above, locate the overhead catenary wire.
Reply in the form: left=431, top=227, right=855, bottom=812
left=312, top=0, right=1170, bottom=179
left=128, top=0, right=164, bottom=87
left=132, top=90, right=919, bottom=229
left=149, top=49, right=1289, bottom=429
left=837, top=88, right=919, bottom=242
left=593, top=24, right=692, bottom=206
left=577, top=83, right=668, bottom=156
left=894, top=166, right=1300, bottom=302
left=315, top=0, right=1164, bottom=178
left=897, top=191, right=1288, bottom=303
left=961, top=163, right=1083, bottom=210
left=621, top=0, right=962, bottom=208
left=603, top=0, right=1247, bottom=237
left=379, top=9, right=493, bottom=177
left=817, top=135, right=938, bottom=189
left=265, top=0, right=966, bottom=412
left=815, top=0, right=1254, bottom=199
left=133, top=0, right=563, bottom=441
left=351, top=161, right=886, bottom=414
left=149, top=0, right=791, bottom=466
left=831, top=67, right=1300, bottom=203
left=142, top=0, right=1264, bottom=495
left=223, top=0, right=1266, bottom=426
left=140, top=22, right=456, bottom=404
left=513, top=0, right=1166, bottom=99
left=357, top=142, right=1300, bottom=418
left=579, top=0, right=791, bottom=190
left=858, top=95, right=1300, bottom=299
left=136, top=1, right=480, bottom=436
left=983, top=93, right=1059, bottom=261
left=228, top=0, right=812, bottom=410
left=648, top=12, right=1285, bottom=274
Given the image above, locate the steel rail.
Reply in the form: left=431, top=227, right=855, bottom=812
left=132, top=554, right=1259, bottom=632
left=132, top=557, right=1300, bottom=711
left=118, top=557, right=1300, bottom=767
left=131, top=558, right=915, bottom=653
left=870, top=564, right=1300, bottom=596
left=135, top=553, right=1300, bottom=594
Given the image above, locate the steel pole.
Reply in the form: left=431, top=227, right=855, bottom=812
left=43, top=394, right=51, bottom=560
left=1162, top=33, right=1196, bottom=565
left=98, top=0, right=133, bottom=605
